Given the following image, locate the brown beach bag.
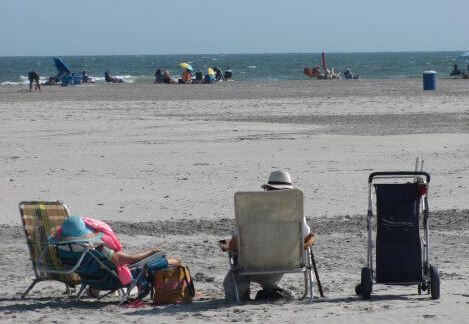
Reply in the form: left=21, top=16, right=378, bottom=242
left=152, top=265, right=195, bottom=305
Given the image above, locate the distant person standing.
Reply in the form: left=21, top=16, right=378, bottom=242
left=450, top=64, right=462, bottom=77
left=28, top=70, right=41, bottom=92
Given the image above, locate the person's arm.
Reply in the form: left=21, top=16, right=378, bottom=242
left=304, top=232, right=316, bottom=249
left=111, top=247, right=161, bottom=266
left=303, top=217, right=316, bottom=249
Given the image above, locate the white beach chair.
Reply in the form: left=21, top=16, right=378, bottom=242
left=230, top=189, right=314, bottom=303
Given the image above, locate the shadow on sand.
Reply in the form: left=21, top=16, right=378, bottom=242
left=0, top=291, right=432, bottom=315
left=0, top=297, right=116, bottom=313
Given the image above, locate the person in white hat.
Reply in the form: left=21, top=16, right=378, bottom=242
left=221, top=171, right=316, bottom=302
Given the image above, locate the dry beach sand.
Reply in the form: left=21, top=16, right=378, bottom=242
left=0, top=79, right=468, bottom=323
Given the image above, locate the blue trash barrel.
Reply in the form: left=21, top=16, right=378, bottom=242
left=423, top=71, right=436, bottom=90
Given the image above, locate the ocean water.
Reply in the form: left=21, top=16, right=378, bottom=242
left=0, top=52, right=466, bottom=85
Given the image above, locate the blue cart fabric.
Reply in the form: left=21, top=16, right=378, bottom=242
left=375, top=183, right=423, bottom=283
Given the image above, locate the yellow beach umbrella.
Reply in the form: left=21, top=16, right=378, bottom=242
left=179, top=62, right=193, bottom=71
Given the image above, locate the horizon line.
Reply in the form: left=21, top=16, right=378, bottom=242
left=0, top=49, right=466, bottom=58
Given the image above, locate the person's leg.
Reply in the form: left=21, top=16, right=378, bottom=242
left=223, top=270, right=251, bottom=302
left=87, top=287, right=101, bottom=298
left=251, top=274, right=284, bottom=292
left=167, top=257, right=181, bottom=266
left=29, top=80, right=33, bottom=92
left=252, top=274, right=293, bottom=300
left=36, top=80, right=41, bottom=92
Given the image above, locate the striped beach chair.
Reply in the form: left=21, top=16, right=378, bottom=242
left=19, top=201, right=80, bottom=298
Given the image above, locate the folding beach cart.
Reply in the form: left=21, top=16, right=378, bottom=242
left=355, top=171, right=440, bottom=300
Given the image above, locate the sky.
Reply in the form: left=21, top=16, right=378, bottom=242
left=1, top=0, right=468, bottom=56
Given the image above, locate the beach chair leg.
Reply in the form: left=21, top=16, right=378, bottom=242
left=21, top=279, right=40, bottom=299
left=76, top=284, right=87, bottom=299
left=301, top=270, right=314, bottom=302
left=64, top=284, right=75, bottom=296
left=308, top=268, right=314, bottom=302
left=97, top=289, right=118, bottom=300
left=118, top=270, right=142, bottom=306
left=118, top=288, right=130, bottom=306
left=231, top=271, right=241, bottom=305
left=300, top=272, right=308, bottom=300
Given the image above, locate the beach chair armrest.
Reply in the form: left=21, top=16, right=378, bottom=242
left=228, top=252, right=239, bottom=271
left=238, top=268, right=307, bottom=276
left=37, top=247, right=90, bottom=275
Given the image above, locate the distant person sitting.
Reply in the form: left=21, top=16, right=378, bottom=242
left=154, top=69, right=163, bottom=84
left=28, top=70, right=41, bottom=92
left=213, top=67, right=224, bottom=81
left=104, top=71, right=113, bottom=82
left=104, top=71, right=123, bottom=83
left=450, top=64, right=462, bottom=77
left=205, top=72, right=215, bottom=84
left=180, top=69, right=192, bottom=84
left=311, top=65, right=323, bottom=79
left=330, top=67, right=341, bottom=79
left=344, top=68, right=353, bottom=80
left=162, top=70, right=175, bottom=84
left=82, top=70, right=91, bottom=83
left=45, top=76, right=59, bottom=86
left=344, top=68, right=359, bottom=80
left=224, top=67, right=233, bottom=80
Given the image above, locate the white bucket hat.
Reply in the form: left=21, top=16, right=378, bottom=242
left=261, top=171, right=294, bottom=190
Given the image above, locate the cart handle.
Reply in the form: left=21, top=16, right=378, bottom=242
left=368, top=171, right=430, bottom=183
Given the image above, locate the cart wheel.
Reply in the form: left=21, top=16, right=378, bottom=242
left=361, top=267, right=373, bottom=299
left=429, top=264, right=440, bottom=300
left=418, top=284, right=422, bottom=295
left=355, top=284, right=362, bottom=296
